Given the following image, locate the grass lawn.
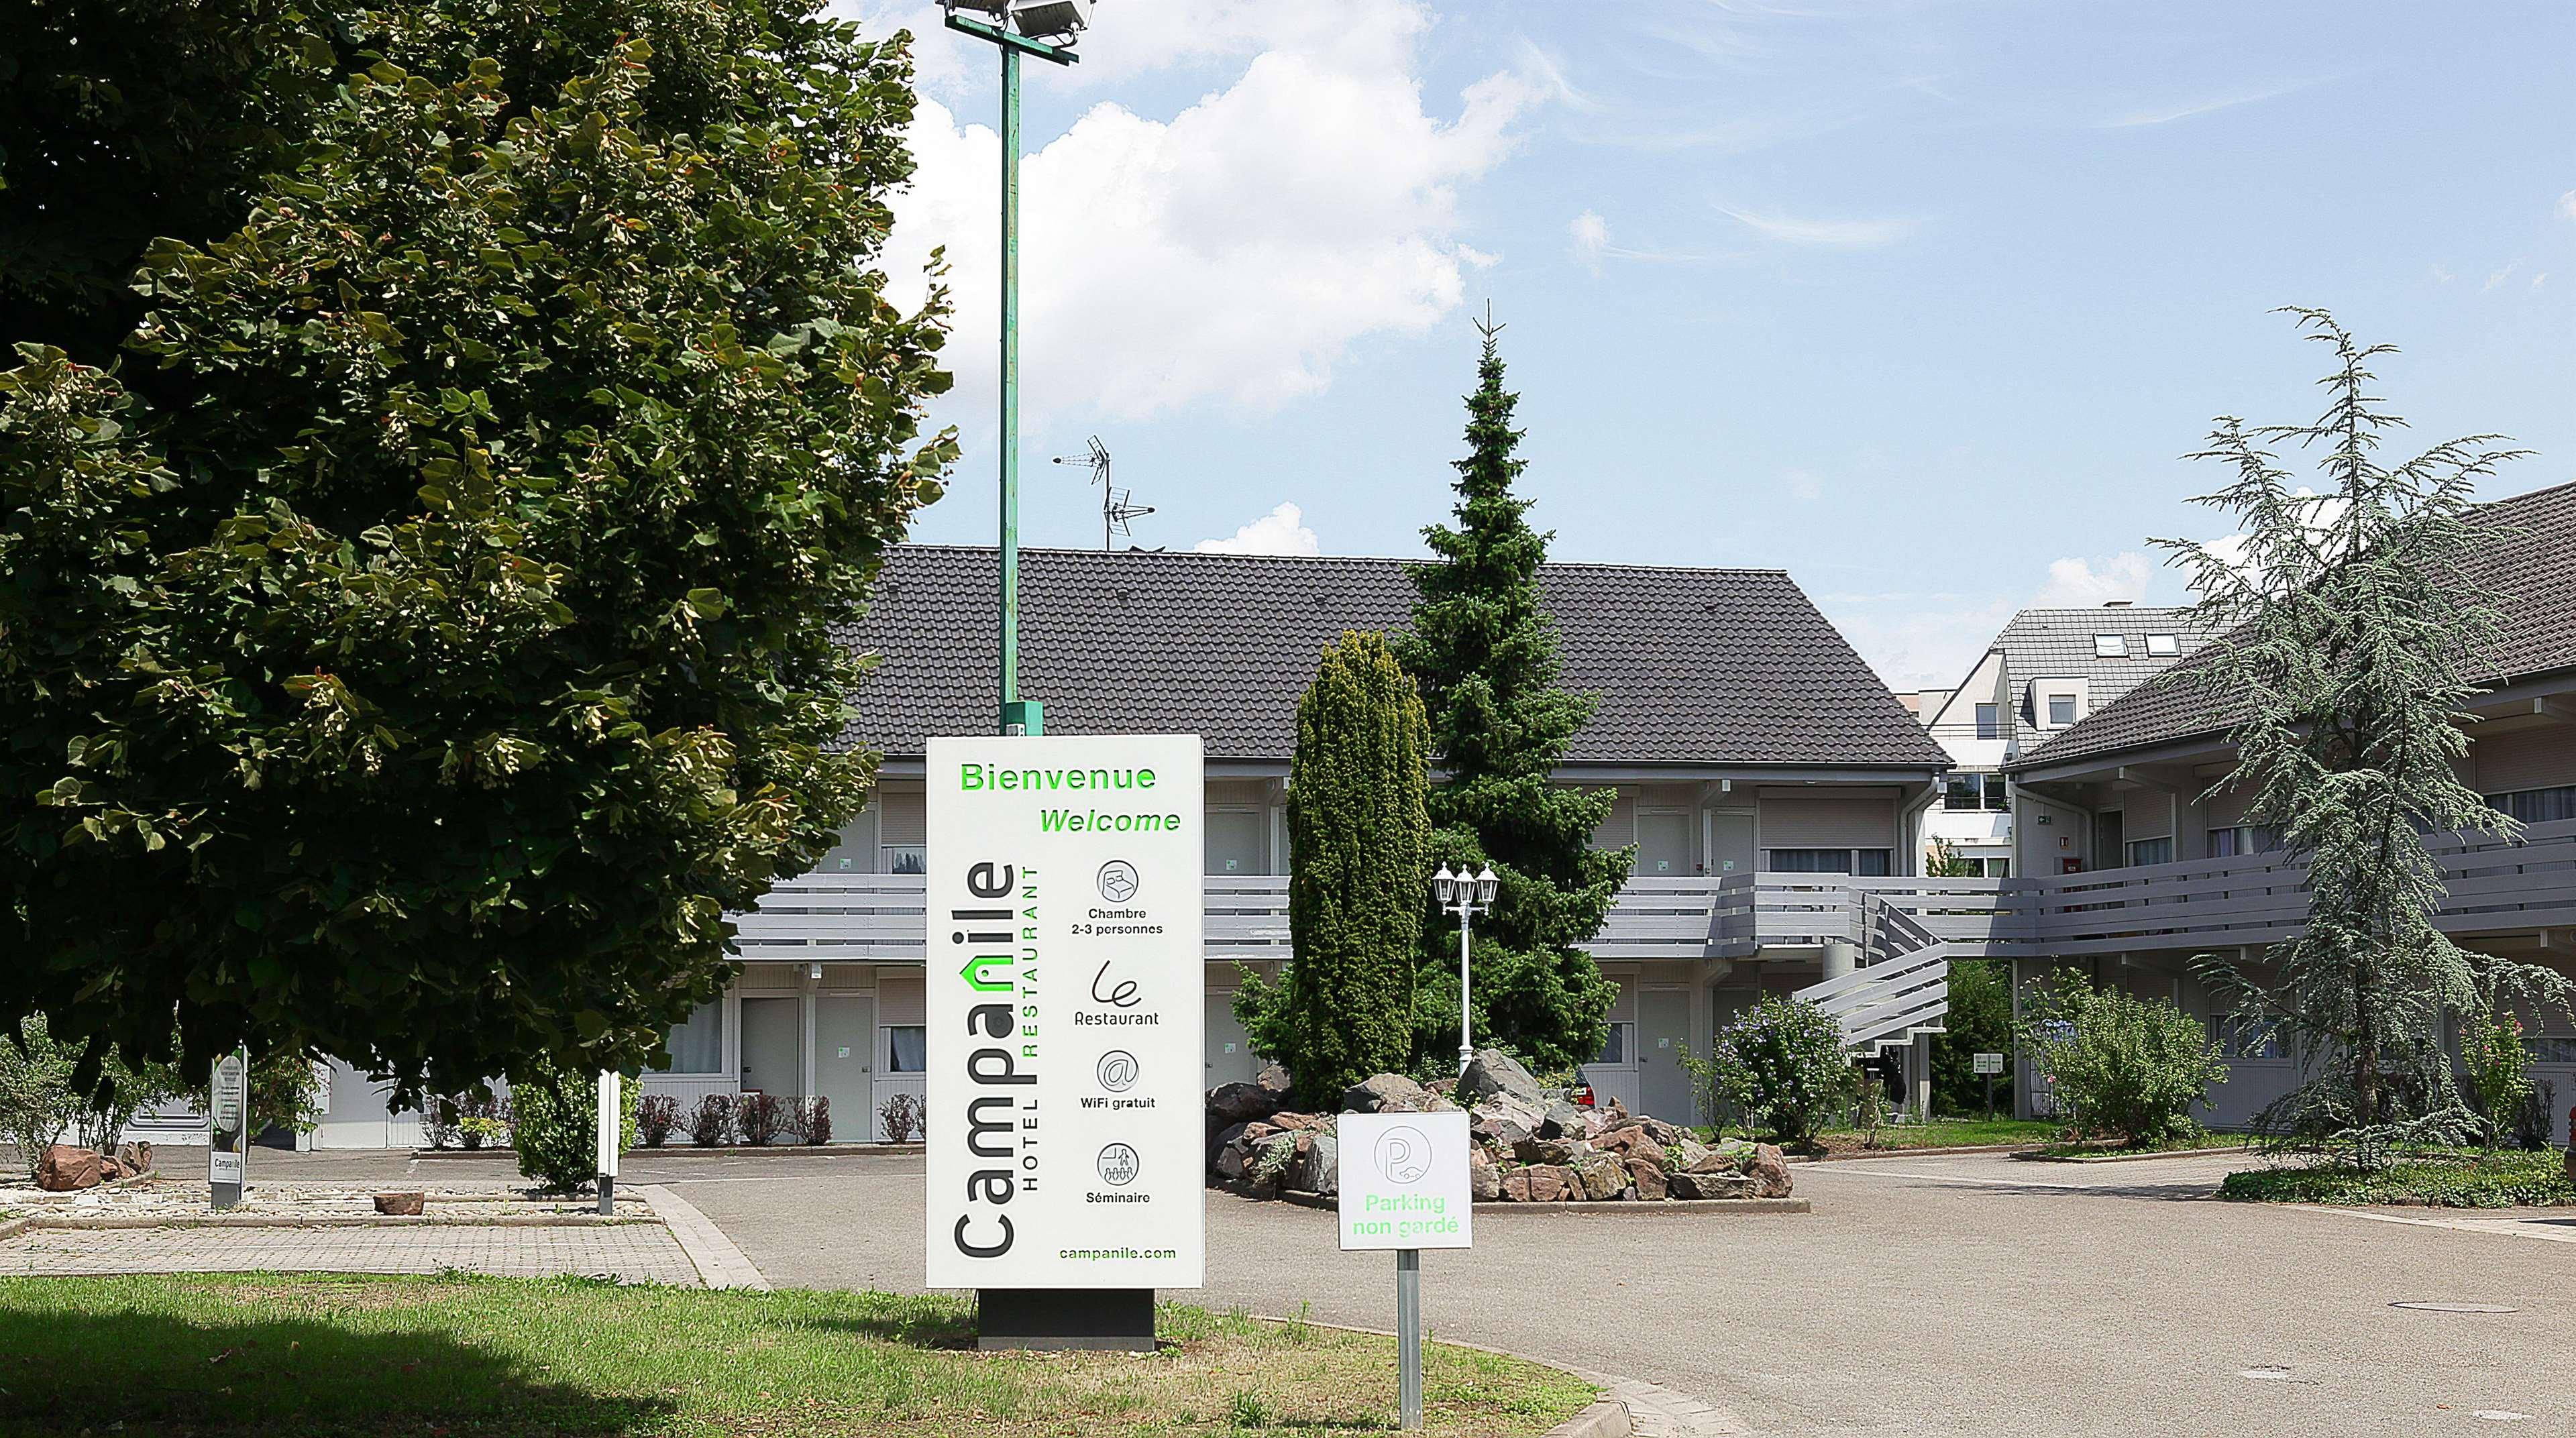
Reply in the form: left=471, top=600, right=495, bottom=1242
left=2218, top=1150, right=2575, bottom=1209
left=1796, top=1119, right=2061, bottom=1155
left=0, top=1273, right=1595, bottom=1437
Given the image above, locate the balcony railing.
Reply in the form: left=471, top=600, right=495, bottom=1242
left=727, top=816, right=2576, bottom=965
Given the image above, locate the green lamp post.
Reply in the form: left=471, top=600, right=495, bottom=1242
left=944, top=1, right=1085, bottom=738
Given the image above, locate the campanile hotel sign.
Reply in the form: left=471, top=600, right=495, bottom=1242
left=924, top=734, right=1206, bottom=1293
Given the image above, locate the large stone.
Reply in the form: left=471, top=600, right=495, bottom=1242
left=1689, top=1140, right=1753, bottom=1174
left=1342, top=1073, right=1437, bottom=1115
left=1468, top=1095, right=1545, bottom=1148
left=1627, top=1156, right=1670, bottom=1201
left=374, top=1191, right=425, bottom=1216
left=1511, top=1135, right=1579, bottom=1166
left=1537, top=1100, right=1587, bottom=1140
left=1500, top=1169, right=1532, bottom=1203
left=1269, top=1111, right=1329, bottom=1133
left=1592, top=1126, right=1660, bottom=1162
left=1523, top=1164, right=1572, bottom=1203
left=1458, top=1048, right=1546, bottom=1108
left=1670, top=1170, right=1758, bottom=1201
left=1470, top=1154, right=1501, bottom=1203
left=1746, top=1143, right=1794, bottom=1199
left=1635, top=1117, right=1686, bottom=1148
left=1293, top=1132, right=1340, bottom=1197
left=34, top=1146, right=105, bottom=1192
left=1254, top=1061, right=1294, bottom=1101
left=1574, top=1154, right=1628, bottom=1200
left=1208, top=1079, right=1289, bottom=1126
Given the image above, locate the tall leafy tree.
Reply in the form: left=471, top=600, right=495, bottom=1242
left=1234, top=632, right=1431, bottom=1107
left=0, top=2, right=953, bottom=1101
left=1394, top=316, right=1622, bottom=1074
left=2163, top=309, right=2571, bottom=1166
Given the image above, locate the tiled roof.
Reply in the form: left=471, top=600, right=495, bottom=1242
left=2013, top=479, right=2576, bottom=771
left=840, top=547, right=1951, bottom=769
left=1984, top=606, right=2218, bottom=751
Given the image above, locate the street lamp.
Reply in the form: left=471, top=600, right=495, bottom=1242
left=943, top=0, right=1090, bottom=736
left=1432, top=863, right=1500, bottom=1074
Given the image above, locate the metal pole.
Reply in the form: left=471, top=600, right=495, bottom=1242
left=596, top=1070, right=621, bottom=1217
left=1396, top=1248, right=1422, bottom=1430
left=996, top=40, right=1021, bottom=736
left=1455, top=906, right=1473, bottom=1075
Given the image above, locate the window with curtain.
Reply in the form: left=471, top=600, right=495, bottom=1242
left=2047, top=694, right=2077, bottom=727
left=665, top=1000, right=723, bottom=1073
left=1591, top=1023, right=1632, bottom=1065
left=2207, top=825, right=2280, bottom=858
left=2489, top=785, right=2576, bottom=824
left=886, top=1026, right=926, bottom=1074
left=883, top=845, right=927, bottom=875
left=1974, top=704, right=2000, bottom=740
left=2125, top=836, right=2174, bottom=867
left=1945, top=774, right=1986, bottom=810
left=1768, top=848, right=1853, bottom=873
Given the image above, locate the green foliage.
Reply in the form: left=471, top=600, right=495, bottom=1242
left=1, top=1, right=953, bottom=1103
left=1930, top=959, right=2015, bottom=1114
left=2161, top=311, right=2573, bottom=1168
left=0, top=1015, right=81, bottom=1172
left=73, top=1046, right=187, bottom=1153
left=2218, top=1150, right=2573, bottom=1208
left=1688, top=995, right=1854, bottom=1148
left=1234, top=632, right=1431, bottom=1107
left=183, top=1050, right=325, bottom=1139
left=2461, top=1003, right=2536, bottom=1150
left=507, top=1062, right=637, bottom=1193
left=2019, top=973, right=2226, bottom=1146
left=1923, top=838, right=1981, bottom=878
left=1393, top=319, right=1621, bottom=1074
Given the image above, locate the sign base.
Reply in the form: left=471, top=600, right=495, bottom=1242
left=975, top=1288, right=1157, bottom=1351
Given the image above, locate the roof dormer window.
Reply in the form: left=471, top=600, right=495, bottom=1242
left=2093, top=634, right=2128, bottom=658
left=2145, top=632, right=2180, bottom=657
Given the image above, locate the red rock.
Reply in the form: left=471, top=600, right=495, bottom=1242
left=1500, top=1170, right=1532, bottom=1203
left=35, top=1146, right=105, bottom=1191
left=1524, top=1165, right=1570, bottom=1203
left=374, top=1192, right=426, bottom=1216
left=1627, top=1156, right=1669, bottom=1201
left=1747, top=1143, right=1794, bottom=1199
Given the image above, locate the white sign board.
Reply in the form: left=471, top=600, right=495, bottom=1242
left=924, top=734, right=1205, bottom=1290
left=1338, top=1111, right=1473, bottom=1252
left=1973, top=1052, right=2006, bottom=1076
left=208, top=1051, right=249, bottom=1186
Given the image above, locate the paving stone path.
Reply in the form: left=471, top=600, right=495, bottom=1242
left=0, top=1223, right=699, bottom=1284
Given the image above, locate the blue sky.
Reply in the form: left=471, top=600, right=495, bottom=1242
left=846, top=0, right=2575, bottom=691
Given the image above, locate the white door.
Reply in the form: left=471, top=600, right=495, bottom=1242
left=1709, top=812, right=1756, bottom=876
left=815, top=995, right=875, bottom=1142
left=1205, top=991, right=1256, bottom=1087
left=1580, top=1021, right=1640, bottom=1113
left=739, top=997, right=804, bottom=1097
left=872, top=1022, right=927, bottom=1141
left=1205, top=810, right=1267, bottom=875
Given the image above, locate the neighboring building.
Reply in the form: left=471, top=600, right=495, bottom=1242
left=1991, top=480, right=2576, bottom=1138
left=1912, top=605, right=2212, bottom=878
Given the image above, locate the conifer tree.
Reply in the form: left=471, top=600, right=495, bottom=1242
left=1234, top=632, right=1430, bottom=1107
left=2164, top=309, right=2573, bottom=1167
left=1394, top=316, right=1623, bottom=1074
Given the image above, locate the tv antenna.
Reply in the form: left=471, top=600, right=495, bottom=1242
left=1052, top=435, right=1153, bottom=550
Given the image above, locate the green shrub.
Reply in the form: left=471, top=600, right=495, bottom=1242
left=1688, top=996, right=1854, bottom=1148
left=2019, top=974, right=2226, bottom=1146
left=636, top=1095, right=680, bottom=1149
left=0, top=1016, right=79, bottom=1174
left=507, top=1064, right=637, bottom=1195
left=2218, top=1151, right=2573, bottom=1208
left=2462, top=1005, right=2536, bottom=1148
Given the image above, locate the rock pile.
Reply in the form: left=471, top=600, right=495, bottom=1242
left=32, top=1142, right=155, bottom=1192
left=1206, top=1048, right=1792, bottom=1204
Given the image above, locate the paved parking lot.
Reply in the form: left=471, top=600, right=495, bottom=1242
left=64, top=1145, right=2576, bottom=1437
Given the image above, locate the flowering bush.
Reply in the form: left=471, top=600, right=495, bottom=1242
left=688, top=1095, right=735, bottom=1148
left=737, top=1092, right=783, bottom=1147
left=2463, top=1006, right=2534, bottom=1149
left=1687, top=996, right=1854, bottom=1148
left=803, top=1096, right=833, bottom=1146
left=879, top=1092, right=924, bottom=1144
left=636, top=1095, right=680, bottom=1149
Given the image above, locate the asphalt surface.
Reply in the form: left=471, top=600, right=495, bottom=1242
left=167, top=1146, right=2576, bottom=1437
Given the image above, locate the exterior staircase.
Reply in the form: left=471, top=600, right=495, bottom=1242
left=1791, top=891, right=1954, bottom=1054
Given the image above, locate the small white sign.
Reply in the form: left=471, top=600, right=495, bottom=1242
left=595, top=1071, right=623, bottom=1179
left=1338, top=1111, right=1472, bottom=1252
left=208, top=1051, right=249, bottom=1186
left=1973, top=1052, right=2006, bottom=1075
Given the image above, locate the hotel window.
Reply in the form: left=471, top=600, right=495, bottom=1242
left=881, top=844, right=926, bottom=875
left=1946, top=773, right=2009, bottom=810
left=665, top=1000, right=724, bottom=1073
left=2221, top=1017, right=2284, bottom=1062
left=885, top=1026, right=926, bottom=1074
left=1980, top=857, right=2011, bottom=878
left=2487, top=785, right=2576, bottom=824
left=2093, top=634, right=2129, bottom=658
left=2145, top=632, right=2180, bottom=657
left=2046, top=694, right=2077, bottom=727
left=1768, top=848, right=1892, bottom=875
left=2125, top=836, right=2174, bottom=867
left=2207, top=824, right=2279, bottom=858
left=1974, top=703, right=2000, bottom=740
left=1592, top=1023, right=1633, bottom=1066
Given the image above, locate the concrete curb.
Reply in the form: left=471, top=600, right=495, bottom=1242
left=1260, top=1188, right=1806, bottom=1216
left=637, top=1183, right=771, bottom=1291
left=1254, top=1311, right=1748, bottom=1437
left=1791, top=1143, right=2042, bottom=1163
left=2010, top=1146, right=2256, bottom=1165
left=0, top=1212, right=654, bottom=1232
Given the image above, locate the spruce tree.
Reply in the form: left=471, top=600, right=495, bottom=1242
left=1394, top=316, right=1623, bottom=1075
left=2163, top=309, right=2573, bottom=1167
left=1234, top=632, right=1431, bottom=1107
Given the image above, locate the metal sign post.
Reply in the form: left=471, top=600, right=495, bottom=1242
left=596, top=1070, right=623, bottom=1216
left=1340, top=1111, right=1472, bottom=1432
left=208, top=1048, right=250, bottom=1211
left=1974, top=1051, right=2004, bottom=1121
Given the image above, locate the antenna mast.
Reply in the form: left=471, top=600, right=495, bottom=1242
left=1052, top=435, right=1153, bottom=549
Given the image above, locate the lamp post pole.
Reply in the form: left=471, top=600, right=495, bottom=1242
left=1435, top=866, right=1497, bottom=1076
left=945, top=5, right=1077, bottom=738
left=1454, top=905, right=1473, bottom=1077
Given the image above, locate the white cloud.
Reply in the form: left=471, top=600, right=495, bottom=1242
left=1717, top=205, right=1916, bottom=249
left=1783, top=467, right=1824, bottom=502
left=2557, top=190, right=2576, bottom=222
left=867, top=0, right=1548, bottom=426
left=1818, top=592, right=2019, bottom=692
left=2034, top=553, right=2153, bottom=608
left=1195, top=502, right=1319, bottom=556
left=2100, top=74, right=2347, bottom=129
left=2483, top=261, right=2522, bottom=293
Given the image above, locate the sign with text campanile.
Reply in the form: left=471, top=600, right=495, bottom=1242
left=925, top=734, right=1205, bottom=1290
